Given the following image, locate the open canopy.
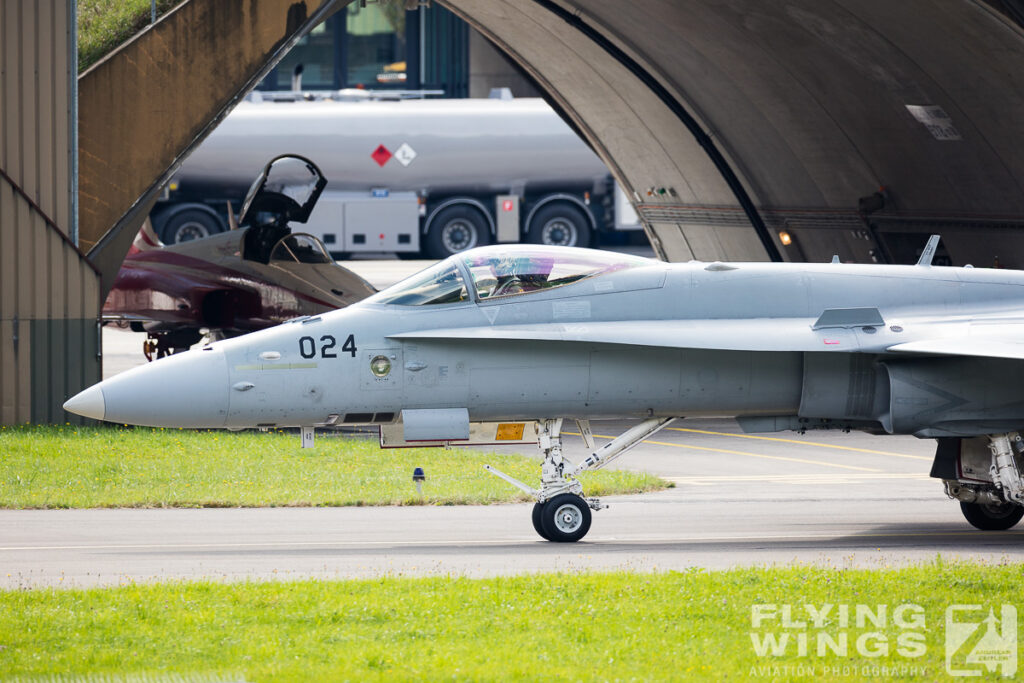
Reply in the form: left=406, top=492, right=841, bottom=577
left=237, top=154, right=327, bottom=229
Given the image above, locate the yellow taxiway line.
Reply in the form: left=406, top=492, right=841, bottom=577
left=664, top=473, right=932, bottom=486
left=567, top=432, right=881, bottom=472
left=666, top=427, right=932, bottom=461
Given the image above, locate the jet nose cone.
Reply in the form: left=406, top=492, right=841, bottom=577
left=86, top=347, right=230, bottom=428
left=63, top=384, right=106, bottom=420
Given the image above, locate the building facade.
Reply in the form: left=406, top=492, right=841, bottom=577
left=1, top=0, right=102, bottom=425
left=258, top=3, right=539, bottom=99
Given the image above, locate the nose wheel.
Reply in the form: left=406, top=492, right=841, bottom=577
left=487, top=417, right=677, bottom=542
left=531, top=502, right=551, bottom=540
left=535, top=494, right=593, bottom=542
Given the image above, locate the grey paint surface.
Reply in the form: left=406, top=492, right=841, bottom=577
left=65, top=247, right=1024, bottom=541
left=75, top=248, right=1024, bottom=437
left=97, top=258, right=480, bottom=379
left=4, top=419, right=1017, bottom=589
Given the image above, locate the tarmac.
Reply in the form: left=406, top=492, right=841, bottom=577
left=4, top=419, right=1021, bottom=588
left=5, top=255, right=1022, bottom=588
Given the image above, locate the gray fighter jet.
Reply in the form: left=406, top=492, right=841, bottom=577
left=65, top=236, right=1024, bottom=541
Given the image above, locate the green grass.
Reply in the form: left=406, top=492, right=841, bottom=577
left=0, top=425, right=667, bottom=508
left=1, top=562, right=1022, bottom=680
left=78, top=0, right=179, bottom=73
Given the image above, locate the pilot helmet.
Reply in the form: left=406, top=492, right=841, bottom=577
left=493, top=253, right=554, bottom=280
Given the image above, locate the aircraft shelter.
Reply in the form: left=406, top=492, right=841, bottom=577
left=3, top=0, right=1024, bottom=423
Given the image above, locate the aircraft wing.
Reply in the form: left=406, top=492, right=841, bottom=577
left=102, top=313, right=158, bottom=323
left=389, top=319, right=880, bottom=353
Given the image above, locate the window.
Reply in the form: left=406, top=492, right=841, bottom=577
left=346, top=3, right=407, bottom=88
left=269, top=234, right=334, bottom=264
left=365, top=246, right=651, bottom=306
left=462, top=246, right=652, bottom=300
left=365, top=259, right=469, bottom=306
left=256, top=5, right=470, bottom=95
left=273, top=23, right=337, bottom=89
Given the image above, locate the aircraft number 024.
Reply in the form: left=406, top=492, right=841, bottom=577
left=298, top=334, right=356, bottom=359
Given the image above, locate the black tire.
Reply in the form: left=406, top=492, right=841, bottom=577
left=159, top=209, right=224, bottom=245
left=532, top=502, right=554, bottom=541
left=539, top=493, right=592, bottom=543
left=960, top=501, right=1024, bottom=530
left=527, top=203, right=592, bottom=248
left=425, top=205, right=490, bottom=258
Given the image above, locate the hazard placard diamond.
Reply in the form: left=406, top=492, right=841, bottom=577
left=371, top=144, right=392, bottom=167
left=394, top=142, right=417, bottom=167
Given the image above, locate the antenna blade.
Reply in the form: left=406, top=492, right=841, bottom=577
left=916, top=235, right=940, bottom=266
left=227, top=201, right=239, bottom=231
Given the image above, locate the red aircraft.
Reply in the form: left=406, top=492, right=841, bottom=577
left=103, top=156, right=376, bottom=358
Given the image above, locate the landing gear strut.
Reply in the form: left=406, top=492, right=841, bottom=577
left=142, top=329, right=203, bottom=361
left=487, top=417, right=676, bottom=542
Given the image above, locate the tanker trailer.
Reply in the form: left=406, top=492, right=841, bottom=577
left=151, top=93, right=641, bottom=258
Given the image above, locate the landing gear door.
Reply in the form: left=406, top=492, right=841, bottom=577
left=379, top=420, right=539, bottom=448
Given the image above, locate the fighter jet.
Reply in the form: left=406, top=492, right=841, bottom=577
left=104, top=155, right=376, bottom=357
left=65, top=236, right=1024, bottom=542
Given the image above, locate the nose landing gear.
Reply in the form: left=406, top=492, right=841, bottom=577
left=943, top=432, right=1024, bottom=530
left=486, top=417, right=676, bottom=542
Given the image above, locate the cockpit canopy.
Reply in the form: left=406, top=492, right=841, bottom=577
left=366, top=245, right=653, bottom=306
left=270, top=233, right=334, bottom=264
left=238, top=154, right=327, bottom=229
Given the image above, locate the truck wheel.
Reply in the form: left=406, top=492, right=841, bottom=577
left=425, top=205, right=490, bottom=258
left=527, top=203, right=591, bottom=248
left=159, top=209, right=224, bottom=245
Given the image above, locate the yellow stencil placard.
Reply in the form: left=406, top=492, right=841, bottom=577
left=496, top=423, right=526, bottom=441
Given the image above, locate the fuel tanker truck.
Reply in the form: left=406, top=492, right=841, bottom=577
left=152, top=92, right=641, bottom=258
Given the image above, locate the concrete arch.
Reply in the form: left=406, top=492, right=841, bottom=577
left=80, top=0, right=1024, bottom=274
left=443, top=0, right=1024, bottom=266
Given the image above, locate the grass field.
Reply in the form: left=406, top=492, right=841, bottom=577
left=0, top=425, right=667, bottom=508
left=78, top=0, right=179, bottom=72
left=1, top=562, right=1020, bottom=681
